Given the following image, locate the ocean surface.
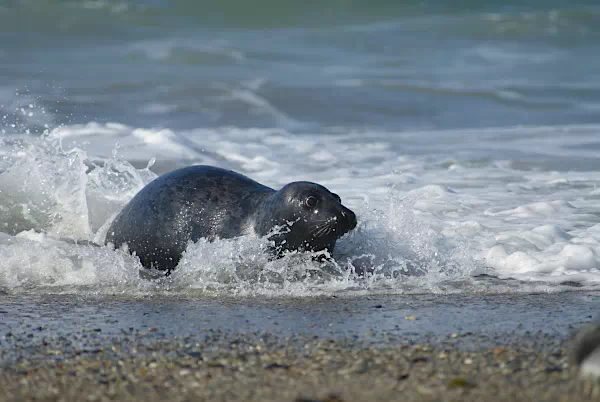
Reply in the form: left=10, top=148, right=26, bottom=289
left=1, top=0, right=600, bottom=299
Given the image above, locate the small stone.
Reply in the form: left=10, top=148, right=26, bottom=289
left=416, top=385, right=434, bottom=396
left=448, top=377, right=476, bottom=389
left=464, top=358, right=473, bottom=365
left=451, top=333, right=458, bottom=338
left=264, top=363, right=290, bottom=370
left=405, top=316, right=417, bottom=321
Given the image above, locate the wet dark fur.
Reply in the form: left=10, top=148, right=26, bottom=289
left=105, top=165, right=357, bottom=272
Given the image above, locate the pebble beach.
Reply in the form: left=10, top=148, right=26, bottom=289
left=2, top=331, right=599, bottom=402
left=1, top=292, right=599, bottom=402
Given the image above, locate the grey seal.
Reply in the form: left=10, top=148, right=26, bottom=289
left=105, top=165, right=357, bottom=273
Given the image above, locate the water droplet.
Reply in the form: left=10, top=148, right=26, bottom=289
left=112, top=143, right=120, bottom=158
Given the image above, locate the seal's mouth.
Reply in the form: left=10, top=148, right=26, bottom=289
left=309, top=207, right=357, bottom=242
left=335, top=204, right=357, bottom=237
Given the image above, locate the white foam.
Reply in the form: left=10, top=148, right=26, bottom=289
left=50, top=122, right=201, bottom=161
left=2, top=124, right=600, bottom=295
left=496, top=200, right=574, bottom=218
left=0, top=231, right=142, bottom=291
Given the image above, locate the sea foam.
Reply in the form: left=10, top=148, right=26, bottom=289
left=1, top=123, right=600, bottom=296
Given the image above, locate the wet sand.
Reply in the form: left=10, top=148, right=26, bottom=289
left=1, top=292, right=599, bottom=401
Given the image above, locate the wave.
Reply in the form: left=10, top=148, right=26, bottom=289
left=1, top=124, right=600, bottom=296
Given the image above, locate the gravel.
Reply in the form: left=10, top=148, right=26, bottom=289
left=1, top=330, right=599, bottom=402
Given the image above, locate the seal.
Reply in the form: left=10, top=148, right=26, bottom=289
left=105, top=165, right=357, bottom=272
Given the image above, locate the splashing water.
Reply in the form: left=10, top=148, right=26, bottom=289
left=1, top=123, right=600, bottom=297
left=0, top=131, right=487, bottom=297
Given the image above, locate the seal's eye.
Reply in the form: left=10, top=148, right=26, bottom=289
left=305, top=196, right=318, bottom=208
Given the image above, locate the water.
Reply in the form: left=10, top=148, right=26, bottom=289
left=1, top=0, right=600, bottom=299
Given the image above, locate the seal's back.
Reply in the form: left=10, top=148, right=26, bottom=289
left=105, top=165, right=274, bottom=271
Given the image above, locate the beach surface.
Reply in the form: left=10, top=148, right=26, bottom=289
left=1, top=292, right=599, bottom=401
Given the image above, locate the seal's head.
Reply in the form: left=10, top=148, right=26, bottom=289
left=255, top=181, right=357, bottom=255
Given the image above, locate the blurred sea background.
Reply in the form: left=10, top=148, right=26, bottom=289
left=1, top=0, right=600, bottom=297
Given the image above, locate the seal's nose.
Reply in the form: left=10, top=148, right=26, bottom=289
left=340, top=207, right=357, bottom=233
left=347, top=209, right=357, bottom=231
